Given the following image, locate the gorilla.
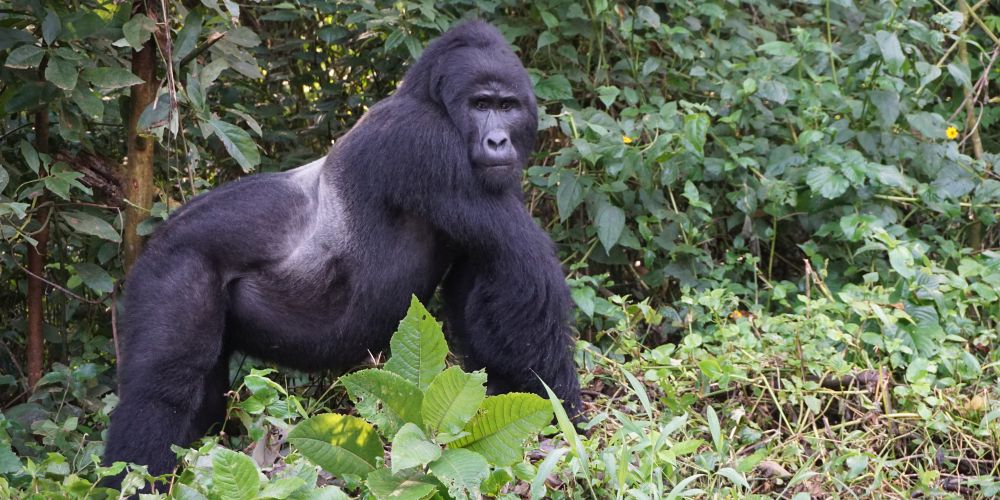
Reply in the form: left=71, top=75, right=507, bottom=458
left=103, top=20, right=582, bottom=482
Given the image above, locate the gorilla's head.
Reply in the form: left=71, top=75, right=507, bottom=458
left=399, top=21, right=539, bottom=193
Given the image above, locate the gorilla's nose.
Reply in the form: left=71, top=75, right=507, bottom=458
left=485, top=130, right=510, bottom=151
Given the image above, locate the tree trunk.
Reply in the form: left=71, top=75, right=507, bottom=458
left=122, top=1, right=159, bottom=273
left=26, top=108, right=50, bottom=389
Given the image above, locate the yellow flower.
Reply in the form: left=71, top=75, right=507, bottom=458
left=946, top=126, right=959, bottom=140
left=622, top=135, right=633, bottom=144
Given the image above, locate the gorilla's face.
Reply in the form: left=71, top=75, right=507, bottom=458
left=439, top=47, right=538, bottom=193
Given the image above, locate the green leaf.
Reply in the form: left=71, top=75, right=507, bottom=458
left=422, top=367, right=487, bottom=436
left=5, top=45, right=44, bottom=69
left=258, top=477, right=306, bottom=499
left=391, top=423, right=441, bottom=473
left=556, top=171, right=583, bottom=221
left=211, top=449, right=260, bottom=500
left=208, top=119, right=260, bottom=172
left=60, top=211, right=121, bottom=242
left=288, top=414, right=382, bottom=477
left=0, top=166, right=8, bottom=193
left=74, top=263, right=114, bottom=294
left=805, top=166, right=849, bottom=199
left=595, top=200, right=625, bottom=253
left=875, top=31, right=904, bottom=72
left=340, top=369, right=423, bottom=439
left=384, top=296, right=448, bottom=390
left=947, top=62, right=971, bottom=88
left=450, top=393, right=553, bottom=466
left=530, top=447, right=568, bottom=500
left=42, top=9, right=62, bottom=45
left=706, top=405, right=722, bottom=452
left=888, top=246, right=915, bottom=278
left=428, top=449, right=489, bottom=500
left=82, top=67, right=144, bottom=90
left=123, top=14, right=156, bottom=50
left=636, top=5, right=661, bottom=29
left=534, top=75, right=572, bottom=101
left=682, top=113, right=709, bottom=158
left=596, top=85, right=619, bottom=108
left=905, top=112, right=948, bottom=140
left=44, top=56, right=78, bottom=91
left=869, top=90, right=899, bottom=128
left=716, top=467, right=749, bottom=490
left=365, top=469, right=438, bottom=500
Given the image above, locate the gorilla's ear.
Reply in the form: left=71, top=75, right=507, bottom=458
left=427, top=37, right=469, bottom=105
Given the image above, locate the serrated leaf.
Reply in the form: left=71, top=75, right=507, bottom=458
left=805, top=166, right=849, bottom=199
left=340, top=369, right=422, bottom=439
left=905, top=112, right=948, bottom=140
left=73, top=263, right=114, bottom=294
left=82, top=67, right=144, bottom=90
left=366, top=468, right=438, bottom=500
left=5, top=45, right=44, bottom=69
left=888, top=246, right=915, bottom=278
left=44, top=55, right=77, bottom=91
left=947, top=62, right=971, bottom=88
left=875, top=31, right=904, bottom=72
left=428, top=449, right=489, bottom=500
left=595, top=200, right=625, bottom=253
left=212, top=449, right=260, bottom=500
left=208, top=119, right=260, bottom=172
left=869, top=90, right=899, bottom=128
left=450, top=393, right=552, bottom=466
left=60, top=211, right=121, bottom=242
left=422, top=367, right=487, bottom=436
left=596, top=85, right=620, bottom=108
left=123, top=14, right=156, bottom=50
left=288, top=414, right=381, bottom=477
left=391, top=423, right=441, bottom=473
left=258, top=477, right=305, bottom=499
left=384, top=296, right=448, bottom=390
left=534, top=74, right=572, bottom=101
left=556, top=171, right=583, bottom=221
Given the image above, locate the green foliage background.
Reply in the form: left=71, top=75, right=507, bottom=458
left=1, top=0, right=998, bottom=497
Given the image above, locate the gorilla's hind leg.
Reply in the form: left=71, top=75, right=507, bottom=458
left=104, top=251, right=229, bottom=488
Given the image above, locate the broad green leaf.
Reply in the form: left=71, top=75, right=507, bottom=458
left=44, top=56, right=77, bottom=91
left=947, top=62, right=971, bottom=88
left=42, top=9, right=61, bottom=45
left=391, top=423, right=441, bottom=473
left=82, top=67, right=144, bottom=90
left=365, top=468, right=438, bottom=500
left=595, top=200, right=625, bottom=253
left=450, top=393, right=553, bottom=466
left=869, top=90, right=899, bottom=128
left=341, top=369, right=422, bottom=439
left=123, top=14, right=156, bottom=50
left=19, top=140, right=39, bottom=173
left=875, top=31, right=904, bottom=72
left=888, top=246, right=915, bottom=278
left=137, top=93, right=172, bottom=131
left=596, top=85, right=620, bottom=108
left=756, top=80, right=788, bottom=105
left=428, top=449, right=489, bottom=500
left=707, top=406, right=722, bottom=452
left=288, top=414, right=381, bottom=477
left=682, top=113, right=709, bottom=158
left=5, top=45, right=44, bottom=69
left=208, top=119, right=260, bottom=172
left=211, top=449, right=260, bottom=500
left=258, top=477, right=306, bottom=499
left=73, top=263, right=114, bottom=294
left=636, top=5, right=660, bottom=29
left=422, top=367, right=487, bottom=436
left=384, top=296, right=448, bottom=390
left=556, top=171, right=583, bottom=221
left=60, top=211, right=121, bottom=242
left=805, top=166, right=849, bottom=199
left=905, top=112, right=948, bottom=140
left=173, top=10, right=203, bottom=63
left=534, top=75, right=572, bottom=101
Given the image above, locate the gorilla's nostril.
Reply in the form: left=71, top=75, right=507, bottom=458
left=486, top=132, right=509, bottom=150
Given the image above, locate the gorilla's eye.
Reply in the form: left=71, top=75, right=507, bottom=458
left=473, top=99, right=490, bottom=111
left=499, top=100, right=514, bottom=111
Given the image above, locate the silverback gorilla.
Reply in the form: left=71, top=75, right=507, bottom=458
left=103, top=21, right=582, bottom=481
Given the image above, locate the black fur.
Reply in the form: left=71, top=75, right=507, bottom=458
left=103, top=20, right=581, bottom=486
